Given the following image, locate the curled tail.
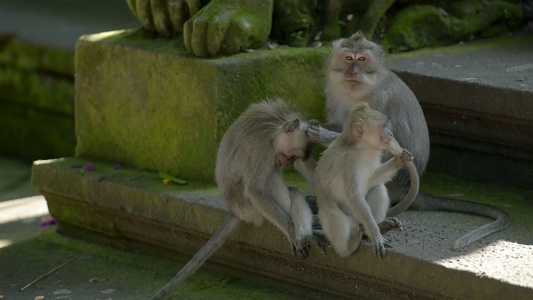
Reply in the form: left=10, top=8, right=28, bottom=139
left=150, top=215, right=241, bottom=300
left=415, top=192, right=510, bottom=250
left=387, top=160, right=419, bottom=217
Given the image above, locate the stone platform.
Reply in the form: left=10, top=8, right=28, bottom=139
left=32, top=157, right=533, bottom=299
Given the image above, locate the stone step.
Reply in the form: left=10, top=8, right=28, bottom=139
left=32, top=157, right=533, bottom=299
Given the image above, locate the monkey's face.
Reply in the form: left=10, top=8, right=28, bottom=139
left=274, top=121, right=313, bottom=167
left=340, top=50, right=372, bottom=83
left=362, top=120, right=393, bottom=150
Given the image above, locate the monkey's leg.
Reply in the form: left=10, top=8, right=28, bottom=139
left=245, top=184, right=300, bottom=254
left=347, top=224, right=364, bottom=254
left=149, top=215, right=241, bottom=300
left=319, top=204, right=357, bottom=257
left=366, top=185, right=389, bottom=223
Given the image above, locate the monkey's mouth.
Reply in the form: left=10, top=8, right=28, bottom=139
left=345, top=75, right=363, bottom=82
left=276, top=155, right=298, bottom=168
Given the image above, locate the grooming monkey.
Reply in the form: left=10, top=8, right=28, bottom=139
left=150, top=99, right=325, bottom=300
left=316, top=102, right=414, bottom=258
left=308, top=31, right=510, bottom=250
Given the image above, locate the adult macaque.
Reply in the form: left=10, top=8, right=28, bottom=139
left=316, top=103, right=413, bottom=257
left=308, top=31, right=510, bottom=249
left=150, top=99, right=325, bottom=300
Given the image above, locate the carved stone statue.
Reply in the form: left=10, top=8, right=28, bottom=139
left=127, top=0, right=524, bottom=56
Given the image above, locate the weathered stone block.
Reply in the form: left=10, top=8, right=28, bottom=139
left=75, top=30, right=328, bottom=182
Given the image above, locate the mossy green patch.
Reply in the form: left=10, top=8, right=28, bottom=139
left=0, top=65, right=74, bottom=115
left=75, top=30, right=328, bottom=183
left=420, top=169, right=533, bottom=231
left=0, top=37, right=74, bottom=75
left=383, top=2, right=523, bottom=52
left=0, top=104, right=75, bottom=161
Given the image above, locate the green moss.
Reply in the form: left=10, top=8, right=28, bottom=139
left=383, top=2, right=523, bottom=52
left=0, top=104, right=75, bottom=160
left=0, top=37, right=74, bottom=75
left=0, top=65, right=74, bottom=115
left=383, top=5, right=467, bottom=52
left=75, top=30, right=328, bottom=183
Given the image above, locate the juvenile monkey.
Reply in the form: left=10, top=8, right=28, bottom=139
left=150, top=99, right=325, bottom=300
left=315, top=102, right=413, bottom=258
left=308, top=31, right=510, bottom=249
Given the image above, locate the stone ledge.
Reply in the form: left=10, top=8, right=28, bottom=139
left=32, top=157, right=533, bottom=299
left=386, top=35, right=533, bottom=187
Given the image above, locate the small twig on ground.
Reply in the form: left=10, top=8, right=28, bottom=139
left=20, top=258, right=75, bottom=291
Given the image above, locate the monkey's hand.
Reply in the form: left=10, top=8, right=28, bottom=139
left=372, top=233, right=387, bottom=259
left=395, top=149, right=414, bottom=167
left=307, top=120, right=339, bottom=146
left=127, top=0, right=201, bottom=36
left=183, top=0, right=273, bottom=57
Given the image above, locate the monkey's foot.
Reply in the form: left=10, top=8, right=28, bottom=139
left=291, top=240, right=311, bottom=259
left=378, top=217, right=403, bottom=234
left=347, top=224, right=364, bottom=255
left=310, top=230, right=327, bottom=255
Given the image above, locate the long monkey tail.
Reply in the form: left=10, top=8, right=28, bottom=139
left=149, top=215, right=241, bottom=300
left=386, top=160, right=419, bottom=218
left=415, top=192, right=510, bottom=250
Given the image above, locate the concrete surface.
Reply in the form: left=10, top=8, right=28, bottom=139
left=0, top=157, right=305, bottom=300
left=31, top=157, right=533, bottom=300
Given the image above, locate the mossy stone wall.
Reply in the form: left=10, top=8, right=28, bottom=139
left=0, top=37, right=75, bottom=160
left=75, top=30, right=328, bottom=183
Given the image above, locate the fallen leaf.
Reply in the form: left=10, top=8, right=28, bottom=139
left=158, top=171, right=187, bottom=185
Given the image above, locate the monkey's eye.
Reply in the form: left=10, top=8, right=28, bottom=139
left=357, top=56, right=366, bottom=61
left=345, top=56, right=353, bottom=61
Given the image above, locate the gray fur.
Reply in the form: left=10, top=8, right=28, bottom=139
left=150, top=99, right=325, bottom=300
left=315, top=103, right=408, bottom=258
left=309, top=32, right=510, bottom=250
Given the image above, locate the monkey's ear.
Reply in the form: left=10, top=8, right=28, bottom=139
left=353, top=30, right=365, bottom=40
left=284, top=119, right=300, bottom=133
left=352, top=122, right=365, bottom=139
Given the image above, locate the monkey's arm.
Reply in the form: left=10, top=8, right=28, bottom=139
left=345, top=170, right=386, bottom=258
left=307, top=122, right=340, bottom=146
left=368, top=146, right=414, bottom=190
left=293, top=159, right=315, bottom=188
left=367, top=157, right=402, bottom=190
left=348, top=190, right=386, bottom=258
